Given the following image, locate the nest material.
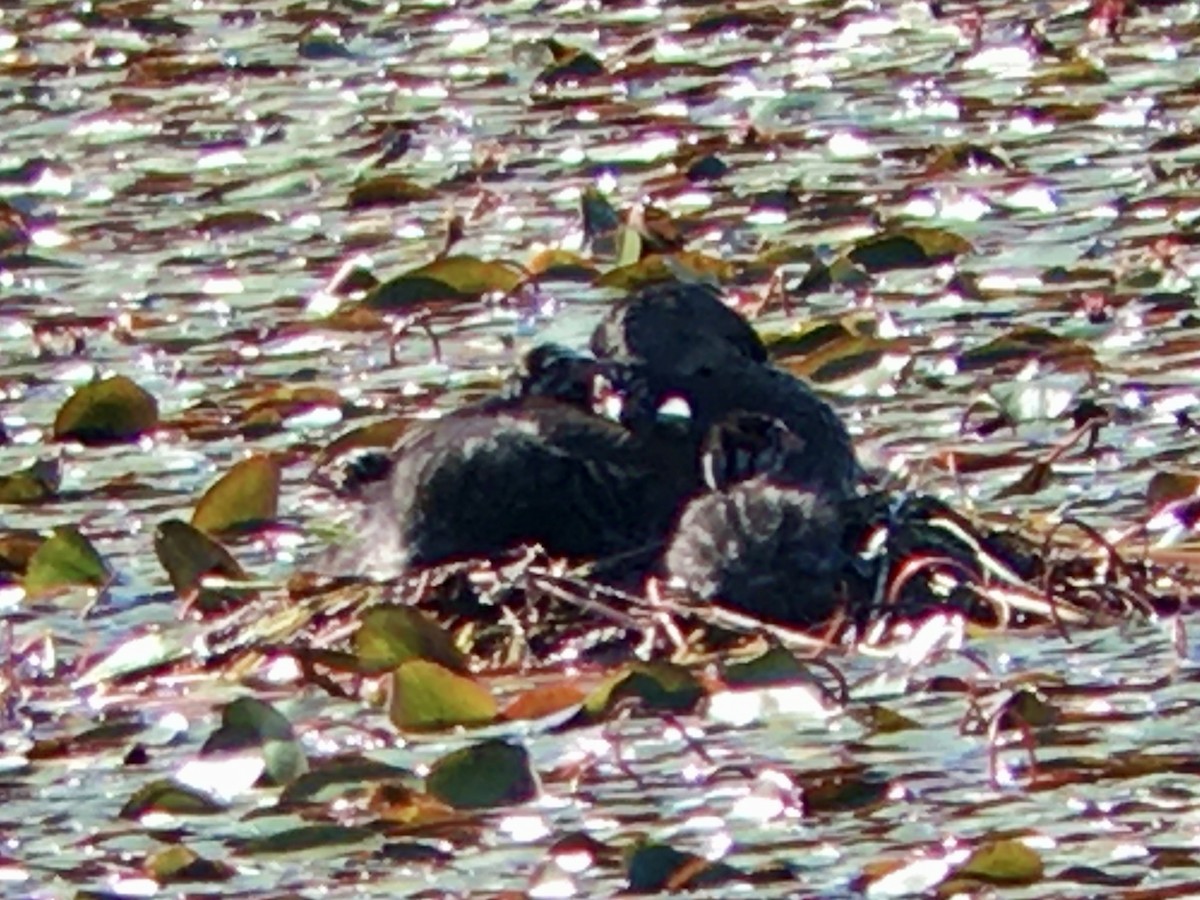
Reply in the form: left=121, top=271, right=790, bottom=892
left=193, top=493, right=1197, bottom=682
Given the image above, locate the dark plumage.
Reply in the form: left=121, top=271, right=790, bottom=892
left=665, top=414, right=847, bottom=627
left=614, top=348, right=859, bottom=499
left=591, top=280, right=767, bottom=371
left=593, top=281, right=859, bottom=499
left=500, top=342, right=603, bottom=408
left=323, top=344, right=698, bottom=578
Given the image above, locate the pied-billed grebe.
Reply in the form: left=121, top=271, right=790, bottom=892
left=320, top=344, right=608, bottom=500
left=591, top=280, right=767, bottom=372
left=594, top=281, right=859, bottom=499
left=322, top=344, right=698, bottom=578
left=665, top=413, right=847, bottom=627
left=613, top=345, right=859, bottom=499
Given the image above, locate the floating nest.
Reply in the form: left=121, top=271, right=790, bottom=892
left=191, top=489, right=1200, bottom=687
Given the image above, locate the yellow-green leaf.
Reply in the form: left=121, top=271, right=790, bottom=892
left=119, top=779, right=226, bottom=819
left=154, top=519, right=251, bottom=613
left=347, top=174, right=436, bottom=209
left=23, top=525, right=110, bottom=594
left=847, top=226, right=972, bottom=272
left=191, top=454, right=281, bottom=535
left=53, top=375, right=159, bottom=445
left=145, top=845, right=235, bottom=884
left=354, top=607, right=469, bottom=675
left=388, top=660, right=498, bottom=732
left=596, top=252, right=735, bottom=291
left=0, top=458, right=60, bottom=504
left=581, top=661, right=704, bottom=722
left=953, top=838, right=1045, bottom=885
left=425, top=739, right=537, bottom=809
left=202, top=697, right=308, bottom=787
left=363, top=255, right=525, bottom=310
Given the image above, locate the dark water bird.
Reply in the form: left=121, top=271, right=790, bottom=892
left=323, top=344, right=698, bottom=578
left=665, top=413, right=847, bottom=627
left=591, top=280, right=767, bottom=372
left=592, top=280, right=859, bottom=499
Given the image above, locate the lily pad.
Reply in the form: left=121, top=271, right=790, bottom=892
left=363, top=254, right=525, bottom=310
left=353, top=607, right=469, bottom=676
left=0, top=458, right=60, bottom=504
left=23, top=525, right=110, bottom=595
left=626, top=840, right=743, bottom=892
left=201, top=697, right=308, bottom=787
left=0, top=529, right=43, bottom=576
left=313, top=419, right=410, bottom=495
left=154, top=519, right=251, bottom=613
left=535, top=39, right=606, bottom=87
left=1146, top=471, right=1200, bottom=512
left=720, top=646, right=809, bottom=688
left=347, top=174, right=436, bottom=209
left=580, top=661, right=705, bottom=722
left=501, top=681, right=587, bottom=722
left=526, top=247, right=597, bottom=280
left=950, top=838, right=1045, bottom=886
left=388, top=659, right=498, bottom=732
left=957, top=325, right=1093, bottom=373
left=235, top=824, right=380, bottom=857
left=145, top=845, right=235, bottom=884
left=847, top=226, right=972, bottom=272
left=596, top=252, right=735, bottom=291
left=425, top=739, right=537, bottom=810
left=279, top=755, right=414, bottom=807
left=53, top=375, right=159, bottom=445
left=119, top=779, right=227, bottom=819
left=191, top=454, right=281, bottom=535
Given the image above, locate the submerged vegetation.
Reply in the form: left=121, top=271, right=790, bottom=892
left=2, top=0, right=1200, bottom=894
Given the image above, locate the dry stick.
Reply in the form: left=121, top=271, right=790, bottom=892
left=1043, top=514, right=1156, bottom=619
left=658, top=713, right=717, bottom=767
left=388, top=308, right=443, bottom=367
left=600, top=699, right=654, bottom=789
left=885, top=552, right=980, bottom=607
left=798, top=654, right=851, bottom=708
left=526, top=574, right=650, bottom=632
left=986, top=710, right=1041, bottom=790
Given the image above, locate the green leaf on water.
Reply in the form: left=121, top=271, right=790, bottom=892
left=154, top=518, right=251, bottom=613
left=720, top=646, right=809, bottom=688
left=313, top=416, right=411, bottom=474
left=235, top=824, right=380, bottom=857
left=625, top=840, right=744, bottom=892
left=950, top=838, right=1045, bottom=886
left=363, top=254, right=525, bottom=310
left=353, top=606, right=469, bottom=675
left=201, top=697, right=308, bottom=787
left=144, top=845, right=235, bottom=884
left=0, top=458, right=60, bottom=504
left=425, top=739, right=537, bottom=810
left=23, top=525, right=110, bottom=594
left=191, top=454, right=281, bottom=535
left=279, top=754, right=414, bottom=808
left=347, top=174, right=436, bottom=210
left=847, top=225, right=972, bottom=272
left=595, top=251, right=734, bottom=291
left=388, top=660, right=497, bottom=732
left=119, top=779, right=227, bottom=819
left=154, top=520, right=250, bottom=614
left=0, top=529, right=42, bottom=577
left=53, top=375, right=159, bottom=445
left=580, top=661, right=705, bottom=722
left=535, top=39, right=607, bottom=87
